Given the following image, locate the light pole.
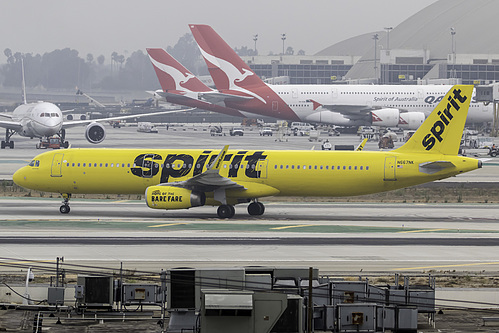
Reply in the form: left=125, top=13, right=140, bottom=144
left=450, top=27, right=456, bottom=79
left=253, top=34, right=258, bottom=55
left=281, top=33, right=286, bottom=55
left=384, top=27, right=393, bottom=49
left=373, top=33, right=379, bottom=83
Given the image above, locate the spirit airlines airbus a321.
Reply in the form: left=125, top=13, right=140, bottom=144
left=189, top=24, right=492, bottom=128
left=13, top=85, right=480, bottom=218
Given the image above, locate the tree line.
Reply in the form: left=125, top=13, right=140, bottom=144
left=1, top=33, right=301, bottom=91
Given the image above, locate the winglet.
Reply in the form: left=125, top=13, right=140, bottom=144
left=207, top=145, right=229, bottom=171
left=394, top=85, right=473, bottom=155
left=356, top=138, right=368, bottom=151
left=309, top=99, right=322, bottom=111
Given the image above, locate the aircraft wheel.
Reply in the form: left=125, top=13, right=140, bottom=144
left=0, top=141, right=5, bottom=149
left=9, top=141, right=14, bottom=149
left=59, top=204, right=70, bottom=214
left=63, top=141, right=69, bottom=148
left=248, top=202, right=265, bottom=216
left=217, top=204, right=235, bottom=218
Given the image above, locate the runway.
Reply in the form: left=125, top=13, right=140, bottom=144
left=1, top=198, right=499, bottom=274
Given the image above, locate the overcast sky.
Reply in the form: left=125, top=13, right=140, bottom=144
left=1, top=0, right=438, bottom=63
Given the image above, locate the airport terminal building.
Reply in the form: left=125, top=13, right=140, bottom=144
left=243, top=0, right=499, bottom=86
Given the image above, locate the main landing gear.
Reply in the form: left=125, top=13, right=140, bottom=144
left=217, top=204, right=235, bottom=218
left=60, top=194, right=71, bottom=214
left=216, top=201, right=266, bottom=219
left=1, top=129, right=15, bottom=149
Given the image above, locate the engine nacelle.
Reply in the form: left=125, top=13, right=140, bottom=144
left=398, top=112, right=425, bottom=130
left=371, top=108, right=400, bottom=127
left=85, top=122, right=106, bottom=144
left=145, top=186, right=206, bottom=210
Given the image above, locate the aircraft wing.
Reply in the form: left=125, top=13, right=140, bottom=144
left=199, top=91, right=253, bottom=105
left=160, top=145, right=245, bottom=192
left=61, top=107, right=194, bottom=129
left=0, top=113, right=13, bottom=120
left=0, top=119, right=23, bottom=131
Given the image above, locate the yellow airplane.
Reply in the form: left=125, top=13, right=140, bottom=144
left=13, top=85, right=481, bottom=218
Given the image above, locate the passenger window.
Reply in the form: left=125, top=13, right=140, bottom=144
left=111, top=163, right=114, bottom=167
left=105, top=163, right=108, bottom=167
left=83, top=163, right=86, bottom=167
left=366, top=166, right=370, bottom=170
left=100, top=163, right=103, bottom=167
left=72, top=163, right=75, bottom=167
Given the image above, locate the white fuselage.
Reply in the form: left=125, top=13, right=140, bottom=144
left=12, top=102, right=63, bottom=138
left=272, top=84, right=491, bottom=125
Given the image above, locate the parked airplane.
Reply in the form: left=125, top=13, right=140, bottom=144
left=13, top=85, right=480, bottom=218
left=146, top=48, right=248, bottom=118
left=0, top=59, right=191, bottom=149
left=189, top=24, right=492, bottom=128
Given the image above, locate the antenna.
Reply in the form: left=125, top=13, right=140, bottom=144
left=21, top=56, right=27, bottom=104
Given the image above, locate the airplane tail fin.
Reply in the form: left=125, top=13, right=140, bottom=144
left=146, top=48, right=211, bottom=93
left=189, top=24, right=267, bottom=92
left=394, top=85, right=473, bottom=155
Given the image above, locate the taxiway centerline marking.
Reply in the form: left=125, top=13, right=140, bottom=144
left=397, top=228, right=450, bottom=233
left=271, top=224, right=315, bottom=230
left=148, top=223, right=188, bottom=228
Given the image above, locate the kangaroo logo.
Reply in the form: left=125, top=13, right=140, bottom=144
left=198, top=47, right=266, bottom=104
left=149, top=56, right=196, bottom=92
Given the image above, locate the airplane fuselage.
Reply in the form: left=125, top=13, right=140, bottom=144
left=14, top=148, right=480, bottom=200
left=12, top=102, right=63, bottom=138
left=224, top=84, right=491, bottom=126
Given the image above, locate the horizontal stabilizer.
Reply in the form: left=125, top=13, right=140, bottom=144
left=419, top=161, right=455, bottom=174
left=199, top=92, right=253, bottom=105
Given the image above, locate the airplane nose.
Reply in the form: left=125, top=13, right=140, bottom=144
left=12, top=167, right=27, bottom=186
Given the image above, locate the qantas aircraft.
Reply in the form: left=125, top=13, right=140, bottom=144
left=147, top=48, right=248, bottom=118
left=13, top=85, right=480, bottom=218
left=189, top=24, right=492, bottom=129
left=0, top=59, right=191, bottom=149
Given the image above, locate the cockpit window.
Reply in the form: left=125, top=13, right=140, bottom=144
left=28, top=160, right=40, bottom=167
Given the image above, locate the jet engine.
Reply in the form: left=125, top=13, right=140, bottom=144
left=85, top=122, right=106, bottom=144
left=398, top=112, right=425, bottom=130
left=145, top=186, right=206, bottom=210
left=370, top=108, right=400, bottom=127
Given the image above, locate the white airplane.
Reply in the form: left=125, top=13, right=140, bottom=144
left=0, top=60, right=191, bottom=149
left=189, top=24, right=493, bottom=129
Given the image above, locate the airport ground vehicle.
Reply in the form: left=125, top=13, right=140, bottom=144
left=229, top=127, right=244, bottom=136
left=35, top=137, right=63, bottom=149
left=290, top=122, right=314, bottom=136
left=259, top=127, right=273, bottom=136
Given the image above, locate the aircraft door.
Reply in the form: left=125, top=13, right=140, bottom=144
left=292, top=88, right=298, bottom=99
left=384, top=156, right=397, bottom=181
left=51, top=153, right=64, bottom=177
left=331, top=88, right=338, bottom=100
left=142, top=154, right=158, bottom=178
left=256, top=159, right=268, bottom=179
